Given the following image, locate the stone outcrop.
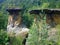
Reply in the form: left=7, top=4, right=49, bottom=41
left=6, top=8, right=29, bottom=45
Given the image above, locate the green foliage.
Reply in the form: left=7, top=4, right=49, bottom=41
left=22, top=13, right=34, bottom=28
left=0, top=11, right=8, bottom=29
left=0, top=0, right=60, bottom=45
left=0, top=30, right=9, bottom=45
left=27, top=14, right=60, bottom=45
left=41, top=3, right=49, bottom=8
left=10, top=36, right=23, bottom=45
left=27, top=22, right=39, bottom=45
left=27, top=14, right=48, bottom=45
left=0, top=0, right=60, bottom=29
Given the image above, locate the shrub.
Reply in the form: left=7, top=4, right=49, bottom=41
left=10, top=36, right=23, bottom=45
left=0, top=29, right=9, bottom=45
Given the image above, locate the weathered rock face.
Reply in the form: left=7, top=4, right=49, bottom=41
left=46, top=14, right=60, bottom=27
left=7, top=24, right=29, bottom=37
left=7, top=8, right=29, bottom=37
left=8, top=15, right=22, bottom=26
left=6, top=8, right=29, bottom=45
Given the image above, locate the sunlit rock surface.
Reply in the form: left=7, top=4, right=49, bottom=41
left=7, top=24, right=29, bottom=38
left=47, top=28, right=58, bottom=42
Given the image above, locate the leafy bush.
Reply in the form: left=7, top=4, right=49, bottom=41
left=26, top=22, right=39, bottom=45
left=0, top=30, right=9, bottom=45
left=22, top=13, right=34, bottom=28
left=27, top=15, right=48, bottom=45
left=10, top=36, right=23, bottom=45
left=27, top=14, right=60, bottom=45
left=0, top=12, right=8, bottom=29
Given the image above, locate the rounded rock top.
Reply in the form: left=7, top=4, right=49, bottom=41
left=6, top=8, right=24, bottom=15
left=6, top=8, right=23, bottom=12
